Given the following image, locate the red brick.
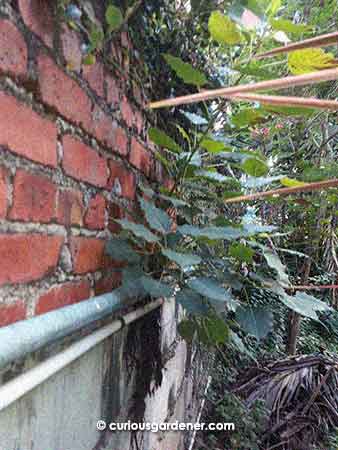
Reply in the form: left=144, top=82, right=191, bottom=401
left=56, top=188, right=84, bottom=227
left=121, top=96, right=134, bottom=128
left=0, top=301, right=26, bottom=327
left=83, top=62, right=104, bottom=97
left=108, top=160, right=135, bottom=200
left=113, top=126, right=128, bottom=156
left=0, top=166, right=9, bottom=219
left=108, top=202, right=124, bottom=233
left=60, top=24, right=82, bottom=72
left=0, top=234, right=63, bottom=286
left=90, top=105, right=116, bottom=149
left=0, top=91, right=57, bottom=167
left=18, top=0, right=54, bottom=48
left=70, top=237, right=108, bottom=274
left=62, top=135, right=108, bottom=187
left=9, top=170, right=57, bottom=223
left=36, top=280, right=91, bottom=315
left=84, top=194, right=106, bottom=230
left=95, top=273, right=122, bottom=296
left=38, top=54, right=92, bottom=129
left=129, top=138, right=153, bottom=177
left=134, top=111, right=144, bottom=134
left=106, top=74, right=120, bottom=105
left=0, top=20, right=27, bottom=77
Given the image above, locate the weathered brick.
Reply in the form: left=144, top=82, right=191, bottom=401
left=60, top=24, right=82, bottom=72
left=0, top=234, right=63, bottom=286
left=0, top=301, right=26, bottom=327
left=56, top=188, right=84, bottom=227
left=38, top=54, right=92, bottom=129
left=62, top=135, right=108, bottom=187
left=0, top=91, right=57, bottom=167
left=95, top=272, right=122, bottom=296
left=18, top=0, right=54, bottom=48
left=121, top=96, right=134, bottom=128
left=84, top=194, right=106, bottom=230
left=83, top=61, right=104, bottom=97
left=108, top=160, right=135, bottom=200
left=90, top=105, right=116, bottom=149
left=9, top=169, right=57, bottom=223
left=129, top=138, right=153, bottom=177
left=70, top=237, right=108, bottom=274
left=0, top=20, right=27, bottom=77
left=0, top=166, right=9, bottom=219
left=106, top=74, right=120, bottom=106
left=108, top=202, right=124, bottom=234
left=134, top=111, right=144, bottom=134
left=113, top=126, right=128, bottom=156
left=36, top=280, right=91, bottom=315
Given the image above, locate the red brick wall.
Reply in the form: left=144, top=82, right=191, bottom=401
left=0, top=1, right=164, bottom=327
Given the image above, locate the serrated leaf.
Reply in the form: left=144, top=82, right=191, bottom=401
left=278, top=290, right=331, bottom=320
left=158, top=194, right=188, bottom=208
left=200, top=138, right=227, bottom=153
left=149, top=128, right=181, bottom=153
left=115, top=219, right=160, bottom=243
left=162, top=249, right=201, bottom=268
left=176, top=289, right=209, bottom=314
left=181, top=111, right=208, bottom=125
left=288, top=48, right=338, bottom=75
left=138, top=197, right=172, bottom=234
left=105, top=238, right=140, bottom=264
left=188, top=277, right=233, bottom=304
left=229, top=243, right=254, bottom=264
left=202, top=316, right=230, bottom=345
left=163, top=54, right=207, bottom=87
left=208, top=11, right=242, bottom=45
left=105, top=5, right=123, bottom=31
left=140, top=276, right=173, bottom=298
left=270, top=19, right=311, bottom=34
left=178, top=224, right=276, bottom=240
left=236, top=306, right=273, bottom=340
left=232, top=109, right=266, bottom=128
left=262, top=247, right=289, bottom=285
left=281, top=177, right=307, bottom=187
left=242, top=158, right=269, bottom=177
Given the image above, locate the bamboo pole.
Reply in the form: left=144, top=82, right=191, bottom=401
left=229, top=93, right=338, bottom=110
left=224, top=179, right=338, bottom=204
left=149, top=67, right=338, bottom=109
left=256, top=31, right=338, bottom=60
left=288, top=284, right=338, bottom=290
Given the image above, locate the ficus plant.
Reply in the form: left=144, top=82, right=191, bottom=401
left=104, top=0, right=337, bottom=351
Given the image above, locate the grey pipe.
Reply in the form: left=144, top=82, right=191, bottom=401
left=0, top=289, right=129, bottom=369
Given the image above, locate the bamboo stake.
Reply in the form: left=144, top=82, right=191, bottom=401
left=256, top=31, right=338, bottom=60
left=149, top=67, right=338, bottom=109
left=224, top=179, right=338, bottom=204
left=288, top=284, right=338, bottom=290
left=229, top=93, right=338, bottom=111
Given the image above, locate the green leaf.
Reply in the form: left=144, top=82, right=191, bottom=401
left=149, top=128, right=182, bottom=153
left=162, top=249, right=201, bottom=268
left=202, top=316, right=230, bottom=345
left=242, top=158, right=269, bottom=177
left=262, top=247, right=289, bottom=285
left=178, top=224, right=276, bottom=240
left=208, top=11, right=242, bottom=45
left=278, top=290, right=331, bottom=320
left=281, top=177, right=307, bottom=187
left=236, top=306, right=273, bottom=340
left=163, top=54, right=207, bottom=87
left=188, top=277, right=234, bottom=307
left=267, top=0, right=281, bottom=16
left=270, top=19, right=312, bottom=34
left=82, top=54, right=96, bottom=65
left=178, top=320, right=196, bottom=343
left=264, top=104, right=315, bottom=116
left=158, top=194, right=188, bottom=208
left=232, top=109, right=266, bottom=128
left=229, top=243, right=254, bottom=264
left=195, top=170, right=232, bottom=183
left=105, top=5, right=123, bottom=31
left=176, top=289, right=209, bottom=314
left=140, top=276, right=173, bottom=298
left=243, top=175, right=283, bottom=188
left=88, top=26, right=104, bottom=52
left=115, top=219, right=160, bottom=243
left=105, top=238, right=140, bottom=264
left=138, top=197, right=172, bottom=234
left=200, top=138, right=227, bottom=153
left=288, top=48, right=338, bottom=75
